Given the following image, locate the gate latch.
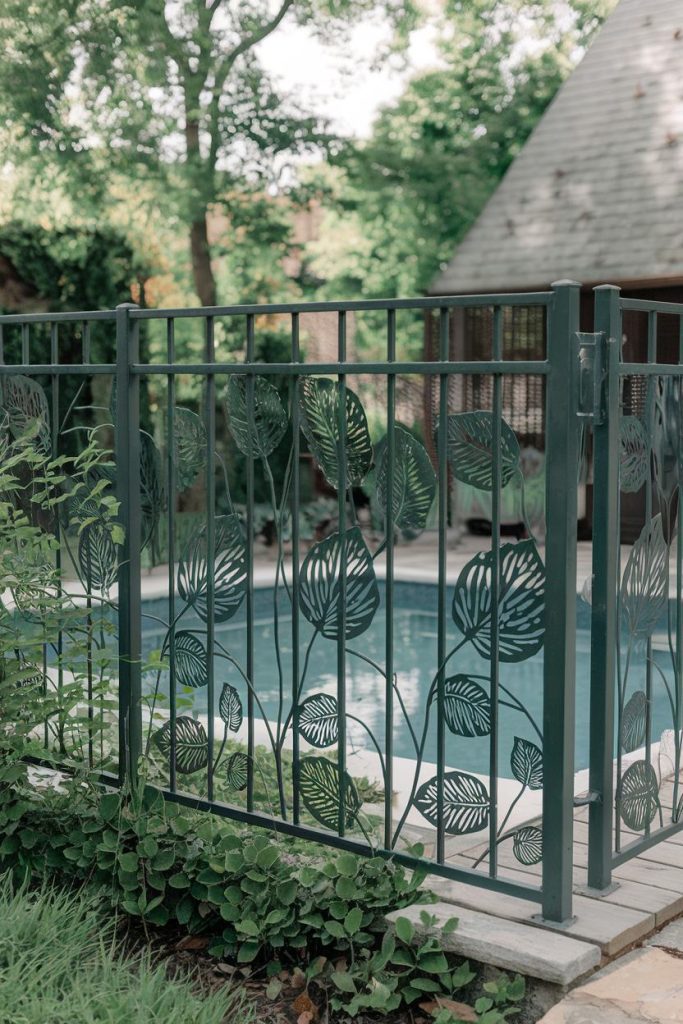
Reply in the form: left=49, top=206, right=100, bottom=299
left=576, top=332, right=606, bottom=425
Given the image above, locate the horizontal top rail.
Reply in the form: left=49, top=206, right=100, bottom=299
left=129, top=292, right=554, bottom=319
left=620, top=297, right=683, bottom=316
left=133, top=359, right=549, bottom=376
left=0, top=309, right=118, bottom=325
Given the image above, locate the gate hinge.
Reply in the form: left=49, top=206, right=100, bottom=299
left=573, top=791, right=601, bottom=807
left=576, top=332, right=607, bottom=425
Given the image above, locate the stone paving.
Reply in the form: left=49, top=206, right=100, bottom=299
left=538, top=918, right=683, bottom=1023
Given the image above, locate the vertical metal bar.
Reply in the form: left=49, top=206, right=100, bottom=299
left=489, top=306, right=503, bottom=876
left=290, top=313, right=301, bottom=824
left=542, top=280, right=581, bottom=922
left=436, top=307, right=449, bottom=863
left=245, top=315, right=256, bottom=810
left=205, top=317, right=216, bottom=801
left=167, top=319, right=177, bottom=792
left=83, top=321, right=94, bottom=767
left=21, top=323, right=29, bottom=363
left=644, top=312, right=656, bottom=832
left=675, top=315, right=683, bottom=817
left=337, top=312, right=348, bottom=836
left=384, top=309, right=396, bottom=849
left=115, top=303, right=142, bottom=784
left=587, top=285, right=621, bottom=891
left=51, top=322, right=62, bottom=751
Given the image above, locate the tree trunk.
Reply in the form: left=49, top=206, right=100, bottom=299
left=190, top=213, right=217, bottom=307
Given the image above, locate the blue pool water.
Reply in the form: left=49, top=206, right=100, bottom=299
left=140, top=582, right=675, bottom=778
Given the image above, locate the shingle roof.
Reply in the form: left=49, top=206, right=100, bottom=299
left=429, top=0, right=683, bottom=295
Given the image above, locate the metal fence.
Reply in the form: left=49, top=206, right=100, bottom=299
left=5, top=281, right=681, bottom=924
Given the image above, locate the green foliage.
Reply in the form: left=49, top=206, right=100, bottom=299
left=0, top=875, right=248, bottom=1023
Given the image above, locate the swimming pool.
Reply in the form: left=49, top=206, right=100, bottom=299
left=140, top=581, right=674, bottom=778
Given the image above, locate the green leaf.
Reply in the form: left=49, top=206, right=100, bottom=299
left=414, top=771, right=490, bottom=835
left=331, top=970, right=357, bottom=994
left=178, top=513, right=247, bottom=623
left=225, top=375, right=288, bottom=458
left=225, top=752, right=250, bottom=791
left=441, top=411, right=520, bottom=491
left=154, top=716, right=208, bottom=775
left=256, top=845, right=279, bottom=870
left=452, top=539, right=544, bottom=662
left=375, top=425, right=436, bottom=533
left=512, top=825, right=543, bottom=865
left=299, top=526, right=379, bottom=640
left=299, top=376, right=372, bottom=488
left=394, top=916, right=414, bottom=944
left=336, top=852, right=359, bottom=878
left=98, top=793, right=120, bottom=822
left=510, top=737, right=543, bottom=790
left=298, top=692, right=339, bottom=748
left=620, top=416, right=648, bottom=493
left=299, top=756, right=361, bottom=832
left=621, top=690, right=647, bottom=753
left=443, top=675, right=491, bottom=737
left=618, top=760, right=660, bottom=831
left=173, top=407, right=207, bottom=491
left=344, top=907, right=363, bottom=935
left=620, top=515, right=668, bottom=641
left=119, top=851, right=138, bottom=872
left=78, top=522, right=117, bottom=594
left=173, top=630, right=208, bottom=689
left=219, top=683, right=243, bottom=732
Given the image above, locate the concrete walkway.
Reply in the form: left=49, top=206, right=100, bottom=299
left=538, top=918, right=683, bottom=1023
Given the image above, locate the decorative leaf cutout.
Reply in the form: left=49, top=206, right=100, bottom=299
left=173, top=631, right=207, bottom=689
left=512, top=826, right=543, bottom=866
left=443, top=676, right=491, bottom=737
left=154, top=716, right=208, bottom=775
left=225, top=752, right=250, bottom=791
left=225, top=375, right=288, bottom=458
left=375, top=426, right=436, bottom=534
left=452, top=540, right=545, bottom=662
left=299, top=756, right=361, bottom=831
left=621, top=690, right=647, bottom=753
left=441, top=412, right=520, bottom=491
left=299, top=526, right=379, bottom=640
left=620, top=416, right=648, bottom=493
left=78, top=522, right=117, bottom=594
left=0, top=375, right=51, bottom=452
left=174, top=408, right=206, bottom=491
left=511, top=737, right=543, bottom=790
left=299, top=693, right=339, bottom=748
left=299, top=377, right=372, bottom=489
left=618, top=760, right=660, bottom=831
left=620, top=515, right=668, bottom=641
left=140, top=430, right=165, bottom=551
left=219, top=683, right=243, bottom=732
left=414, top=771, right=490, bottom=835
left=178, top=514, right=247, bottom=623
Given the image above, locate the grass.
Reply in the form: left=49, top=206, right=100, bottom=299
left=0, top=875, right=250, bottom=1024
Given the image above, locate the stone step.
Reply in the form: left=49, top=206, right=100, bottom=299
left=385, top=902, right=601, bottom=986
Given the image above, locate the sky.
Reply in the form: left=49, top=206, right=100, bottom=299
left=257, top=17, right=441, bottom=138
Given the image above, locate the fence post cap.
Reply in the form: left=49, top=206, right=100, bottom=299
left=116, top=302, right=139, bottom=310
left=593, top=284, right=621, bottom=293
left=551, top=279, right=582, bottom=289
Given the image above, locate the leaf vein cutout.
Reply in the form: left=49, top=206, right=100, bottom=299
left=414, top=771, right=490, bottom=835
left=0, top=375, right=50, bottom=452
left=621, top=690, right=647, bottom=753
left=375, top=425, right=436, bottom=534
left=510, top=737, right=543, bottom=790
left=620, top=515, right=667, bottom=640
left=512, top=826, right=543, bottom=865
left=173, top=407, right=207, bottom=491
left=440, top=411, right=520, bottom=491
left=619, top=416, right=648, bottom=493
left=219, top=683, right=243, bottom=732
left=173, top=630, right=208, bottom=689
left=154, top=716, right=208, bottom=775
left=299, top=377, right=372, bottom=489
left=225, top=752, right=250, bottom=791
left=78, top=522, right=117, bottom=595
left=178, top=514, right=247, bottom=623
left=299, top=756, right=361, bottom=831
left=298, top=693, right=339, bottom=748
left=443, top=676, right=491, bottom=737
left=452, top=539, right=545, bottom=662
left=225, top=375, right=288, bottom=458
left=299, top=527, right=379, bottom=640
left=618, top=760, right=660, bottom=831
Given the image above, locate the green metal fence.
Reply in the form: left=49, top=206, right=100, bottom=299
left=587, top=288, right=683, bottom=889
left=10, top=281, right=680, bottom=925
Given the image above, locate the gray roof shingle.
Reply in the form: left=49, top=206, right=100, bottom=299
left=429, top=0, right=683, bottom=294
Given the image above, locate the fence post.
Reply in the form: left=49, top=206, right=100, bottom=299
left=542, top=280, right=581, bottom=922
left=587, top=284, right=621, bottom=890
left=115, top=302, right=142, bottom=786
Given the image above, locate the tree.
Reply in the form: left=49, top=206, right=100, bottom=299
left=302, top=0, right=615, bottom=321
left=0, top=0, right=416, bottom=306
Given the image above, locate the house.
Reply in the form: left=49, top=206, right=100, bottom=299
left=427, top=0, right=683, bottom=538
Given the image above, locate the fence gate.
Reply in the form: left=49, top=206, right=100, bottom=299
left=587, top=287, right=683, bottom=890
